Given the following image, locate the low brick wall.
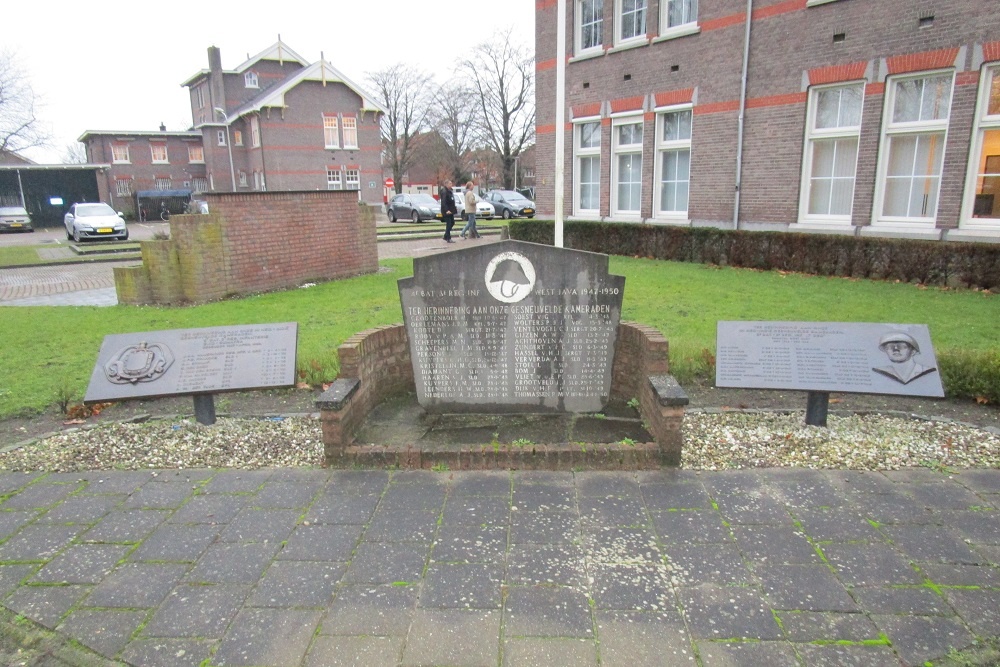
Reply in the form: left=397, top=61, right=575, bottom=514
left=317, top=321, right=688, bottom=468
left=115, top=191, right=377, bottom=305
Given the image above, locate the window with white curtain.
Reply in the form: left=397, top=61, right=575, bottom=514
left=616, top=0, right=646, bottom=44
left=612, top=117, right=643, bottom=216
left=655, top=108, right=692, bottom=218
left=576, top=0, right=603, bottom=54
left=799, top=83, right=863, bottom=223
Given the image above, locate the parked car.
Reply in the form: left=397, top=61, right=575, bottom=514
left=387, top=193, right=440, bottom=223
left=0, top=206, right=33, bottom=232
left=453, top=189, right=495, bottom=220
left=484, top=190, right=536, bottom=219
left=63, top=203, right=129, bottom=242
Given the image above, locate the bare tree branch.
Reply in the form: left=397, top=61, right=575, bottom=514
left=428, top=83, right=480, bottom=183
left=0, top=50, right=48, bottom=156
left=366, top=64, right=433, bottom=194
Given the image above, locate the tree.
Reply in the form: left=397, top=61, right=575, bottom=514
left=61, top=142, right=87, bottom=164
left=460, top=28, right=535, bottom=190
left=0, top=50, right=47, bottom=156
left=366, top=64, right=433, bottom=194
left=429, top=83, right=479, bottom=183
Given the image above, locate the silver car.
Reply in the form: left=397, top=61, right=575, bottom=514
left=64, top=203, right=129, bottom=242
left=0, top=206, right=33, bottom=232
left=454, top=189, right=495, bottom=219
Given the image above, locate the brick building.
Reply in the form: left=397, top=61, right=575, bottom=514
left=535, top=0, right=1000, bottom=242
left=80, top=40, right=386, bottom=216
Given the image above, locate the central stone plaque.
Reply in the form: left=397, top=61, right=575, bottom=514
left=399, top=240, right=625, bottom=413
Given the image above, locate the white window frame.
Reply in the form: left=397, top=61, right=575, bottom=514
left=238, top=171, right=248, bottom=188
left=245, top=71, right=259, bottom=88
left=653, top=104, right=692, bottom=223
left=150, top=143, right=169, bottom=164
left=188, top=144, right=204, bottom=163
left=657, top=0, right=700, bottom=41
left=111, top=143, right=130, bottom=164
left=795, top=82, right=864, bottom=230
left=615, top=0, right=647, bottom=47
left=573, top=118, right=602, bottom=217
left=194, top=86, right=205, bottom=109
left=327, top=168, right=343, bottom=190
left=345, top=168, right=360, bottom=190
left=217, top=130, right=226, bottom=147
left=324, top=115, right=340, bottom=149
left=611, top=114, right=644, bottom=218
left=958, top=64, right=1000, bottom=235
left=233, top=130, right=243, bottom=146
left=342, top=116, right=358, bottom=149
left=250, top=116, right=261, bottom=147
left=870, top=70, right=954, bottom=234
left=575, top=0, right=603, bottom=56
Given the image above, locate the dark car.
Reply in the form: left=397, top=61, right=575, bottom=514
left=0, top=206, right=33, bottom=232
left=386, top=193, right=441, bottom=223
left=484, top=190, right=536, bottom=219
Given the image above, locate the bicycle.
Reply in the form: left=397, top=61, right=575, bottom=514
left=159, top=203, right=170, bottom=221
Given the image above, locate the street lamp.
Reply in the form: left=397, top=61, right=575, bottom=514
left=213, top=107, right=237, bottom=191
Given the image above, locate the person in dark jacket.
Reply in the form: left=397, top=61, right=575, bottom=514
left=439, top=179, right=457, bottom=243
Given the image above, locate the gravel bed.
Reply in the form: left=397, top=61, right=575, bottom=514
left=0, top=410, right=998, bottom=473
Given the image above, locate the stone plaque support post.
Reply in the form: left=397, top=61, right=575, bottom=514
left=193, top=394, right=217, bottom=426
left=805, top=391, right=829, bottom=427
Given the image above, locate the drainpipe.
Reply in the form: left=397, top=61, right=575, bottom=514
left=733, top=0, right=753, bottom=230
left=15, top=168, right=26, bottom=208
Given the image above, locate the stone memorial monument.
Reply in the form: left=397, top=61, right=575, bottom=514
left=398, top=240, right=625, bottom=414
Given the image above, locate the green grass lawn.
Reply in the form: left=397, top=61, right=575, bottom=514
left=1, top=256, right=997, bottom=419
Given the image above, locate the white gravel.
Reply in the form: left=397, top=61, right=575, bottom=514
left=0, top=411, right=997, bottom=473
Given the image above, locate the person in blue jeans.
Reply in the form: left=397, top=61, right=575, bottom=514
left=460, top=181, right=480, bottom=239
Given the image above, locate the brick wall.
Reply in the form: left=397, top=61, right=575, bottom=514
left=114, top=190, right=377, bottom=305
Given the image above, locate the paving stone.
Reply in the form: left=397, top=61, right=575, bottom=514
left=305, top=494, right=379, bottom=524
left=713, top=494, right=794, bottom=525
left=503, top=637, right=598, bottom=666
left=575, top=471, right=641, bottom=497
left=698, top=470, right=767, bottom=496
left=321, top=583, right=418, bottom=635
left=640, top=482, right=714, bottom=511
left=791, top=506, right=883, bottom=542
left=921, top=563, right=1000, bottom=587
left=731, top=525, right=821, bottom=565
left=0, top=510, right=40, bottom=539
left=755, top=563, right=857, bottom=612
left=2, top=482, right=79, bottom=510
left=794, top=644, right=900, bottom=667
left=766, top=479, right=851, bottom=508
left=342, top=541, right=429, bottom=584
left=872, top=614, right=976, bottom=666
left=379, top=483, right=448, bottom=512
left=0, top=564, right=37, bottom=597
left=881, top=524, right=981, bottom=563
left=32, top=544, right=130, bottom=584
left=826, top=470, right=897, bottom=494
left=904, top=482, right=990, bottom=510
left=278, top=523, right=361, bottom=561
left=120, top=638, right=216, bottom=667
left=953, top=470, right=1000, bottom=494
left=143, top=584, right=250, bottom=638
left=4, top=583, right=90, bottom=627
left=441, top=495, right=511, bottom=525
left=516, top=472, right=577, bottom=486
left=123, top=482, right=195, bottom=509
left=578, top=495, right=647, bottom=525
left=583, top=525, right=661, bottom=564
left=251, top=482, right=322, bottom=509
left=305, top=635, right=403, bottom=667
left=943, top=588, right=1000, bottom=637
left=859, top=493, right=945, bottom=524
left=199, top=470, right=272, bottom=494
left=507, top=543, right=587, bottom=586
left=650, top=509, right=732, bottom=544
left=214, top=608, right=322, bottom=667
left=510, top=510, right=580, bottom=544
left=432, top=522, right=507, bottom=563
left=364, top=509, right=440, bottom=543
left=167, top=493, right=248, bottom=524
left=678, top=586, right=782, bottom=640
left=268, top=469, right=328, bottom=484
left=37, top=494, right=123, bottom=524
left=449, top=471, right=511, bottom=497
left=777, top=610, right=880, bottom=641
left=976, top=545, right=1000, bottom=566
left=882, top=469, right=953, bottom=484
left=936, top=510, right=1000, bottom=545
left=85, top=563, right=189, bottom=608
left=325, top=470, right=390, bottom=496
left=504, top=585, right=593, bottom=638
left=82, top=509, right=169, bottom=543
left=75, top=471, right=153, bottom=495
left=594, top=609, right=695, bottom=666
left=512, top=484, right=577, bottom=512
left=0, top=472, right=44, bottom=495
left=0, top=524, right=85, bottom=561
left=822, top=542, right=924, bottom=586
left=129, top=524, right=220, bottom=562
left=696, top=640, right=799, bottom=666
left=589, top=562, right=674, bottom=611
left=185, top=542, right=279, bottom=584
left=420, top=563, right=503, bottom=609
left=401, top=609, right=500, bottom=667
left=663, top=541, right=753, bottom=586
left=220, top=508, right=301, bottom=543
left=58, top=608, right=149, bottom=657
left=850, top=586, right=952, bottom=615
left=249, top=560, right=346, bottom=607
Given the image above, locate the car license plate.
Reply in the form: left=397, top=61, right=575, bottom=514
left=524, top=208, right=534, bottom=215
left=97, top=228, right=113, bottom=233
left=11, top=223, right=22, bottom=228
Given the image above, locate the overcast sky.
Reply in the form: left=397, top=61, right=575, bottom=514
left=9, top=1, right=535, bottom=164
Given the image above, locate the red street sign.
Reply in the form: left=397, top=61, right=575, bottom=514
left=384, top=178, right=394, bottom=187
